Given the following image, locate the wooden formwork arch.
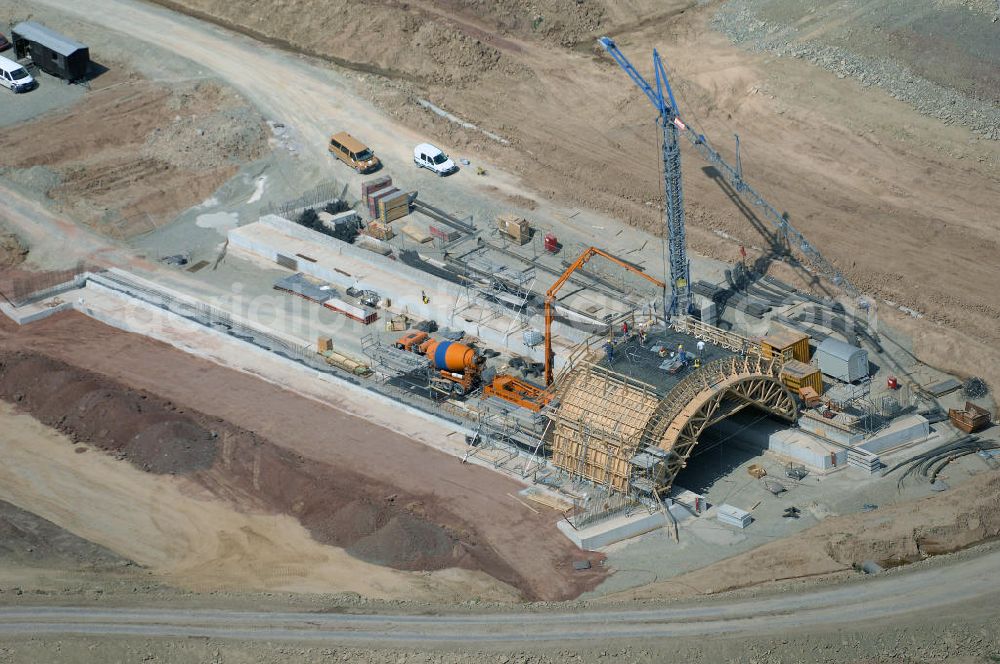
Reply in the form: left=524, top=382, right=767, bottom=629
left=644, top=368, right=797, bottom=492
left=550, top=352, right=797, bottom=496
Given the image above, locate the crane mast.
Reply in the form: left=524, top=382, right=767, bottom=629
left=599, top=37, right=691, bottom=319
left=600, top=37, right=874, bottom=333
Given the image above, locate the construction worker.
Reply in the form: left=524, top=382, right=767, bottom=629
left=421, top=290, right=430, bottom=304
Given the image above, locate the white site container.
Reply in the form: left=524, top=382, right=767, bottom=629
left=816, top=337, right=868, bottom=383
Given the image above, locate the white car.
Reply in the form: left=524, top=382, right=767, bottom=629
left=413, top=143, right=458, bottom=176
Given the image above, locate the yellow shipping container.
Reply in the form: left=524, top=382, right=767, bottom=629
left=761, top=326, right=810, bottom=363
left=780, top=359, right=823, bottom=396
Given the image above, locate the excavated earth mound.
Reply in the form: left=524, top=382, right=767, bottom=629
left=0, top=350, right=552, bottom=594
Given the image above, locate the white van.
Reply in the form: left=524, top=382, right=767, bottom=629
left=413, top=143, right=458, bottom=176
left=0, top=55, right=36, bottom=93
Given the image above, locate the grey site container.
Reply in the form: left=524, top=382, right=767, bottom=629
left=816, top=337, right=868, bottom=383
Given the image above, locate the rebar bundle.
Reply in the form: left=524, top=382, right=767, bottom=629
left=884, top=436, right=1000, bottom=488
left=963, top=377, right=989, bottom=399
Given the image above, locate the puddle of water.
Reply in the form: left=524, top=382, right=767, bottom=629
left=247, top=175, right=268, bottom=204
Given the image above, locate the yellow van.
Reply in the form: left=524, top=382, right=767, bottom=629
left=328, top=131, right=380, bottom=173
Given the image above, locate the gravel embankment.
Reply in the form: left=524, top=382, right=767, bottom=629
left=712, top=0, right=1000, bottom=140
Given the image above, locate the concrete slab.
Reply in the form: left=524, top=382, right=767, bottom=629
left=228, top=216, right=587, bottom=361
left=557, top=505, right=691, bottom=551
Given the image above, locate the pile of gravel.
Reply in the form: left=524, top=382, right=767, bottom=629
left=711, top=0, right=1000, bottom=140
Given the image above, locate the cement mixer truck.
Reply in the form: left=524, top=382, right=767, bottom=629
left=394, top=331, right=484, bottom=396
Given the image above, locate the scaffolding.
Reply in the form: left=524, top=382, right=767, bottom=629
left=463, top=402, right=547, bottom=479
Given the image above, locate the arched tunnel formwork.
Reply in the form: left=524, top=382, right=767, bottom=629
left=549, top=351, right=798, bottom=496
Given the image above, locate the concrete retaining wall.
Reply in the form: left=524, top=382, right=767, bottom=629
left=768, top=429, right=847, bottom=470
left=799, top=413, right=865, bottom=446
left=859, top=414, right=930, bottom=453
left=557, top=506, right=690, bottom=550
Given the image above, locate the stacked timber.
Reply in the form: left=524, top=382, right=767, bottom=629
left=378, top=190, right=411, bottom=223
left=364, top=221, right=395, bottom=241
left=368, top=187, right=400, bottom=218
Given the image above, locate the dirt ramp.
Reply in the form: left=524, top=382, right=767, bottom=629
left=0, top=498, right=129, bottom=570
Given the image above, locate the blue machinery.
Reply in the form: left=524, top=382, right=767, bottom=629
left=598, top=37, right=867, bottom=318
left=599, top=36, right=691, bottom=319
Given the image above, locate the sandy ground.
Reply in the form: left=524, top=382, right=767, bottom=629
left=0, top=65, right=264, bottom=238
left=611, top=457, right=1000, bottom=601
left=0, top=545, right=999, bottom=662
left=0, top=401, right=514, bottom=601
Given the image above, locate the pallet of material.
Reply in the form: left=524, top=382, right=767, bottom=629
left=324, top=295, right=378, bottom=324
left=429, top=224, right=461, bottom=242
left=401, top=223, right=433, bottom=243
left=693, top=280, right=726, bottom=299
left=717, top=504, right=752, bottom=528
left=354, top=234, right=392, bottom=256
left=368, top=187, right=400, bottom=218
left=496, top=214, right=531, bottom=245
left=317, top=341, right=373, bottom=377
left=746, top=283, right=793, bottom=306
left=273, top=272, right=334, bottom=306
left=378, top=189, right=410, bottom=216
left=762, top=275, right=798, bottom=293
left=364, top=221, right=395, bottom=241
left=773, top=315, right=830, bottom=343
left=730, top=296, right=769, bottom=318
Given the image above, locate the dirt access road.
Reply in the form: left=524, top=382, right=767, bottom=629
left=2, top=545, right=1000, bottom=643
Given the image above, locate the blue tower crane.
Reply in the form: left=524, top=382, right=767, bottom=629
left=599, top=37, right=691, bottom=319
left=600, top=37, right=875, bottom=336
